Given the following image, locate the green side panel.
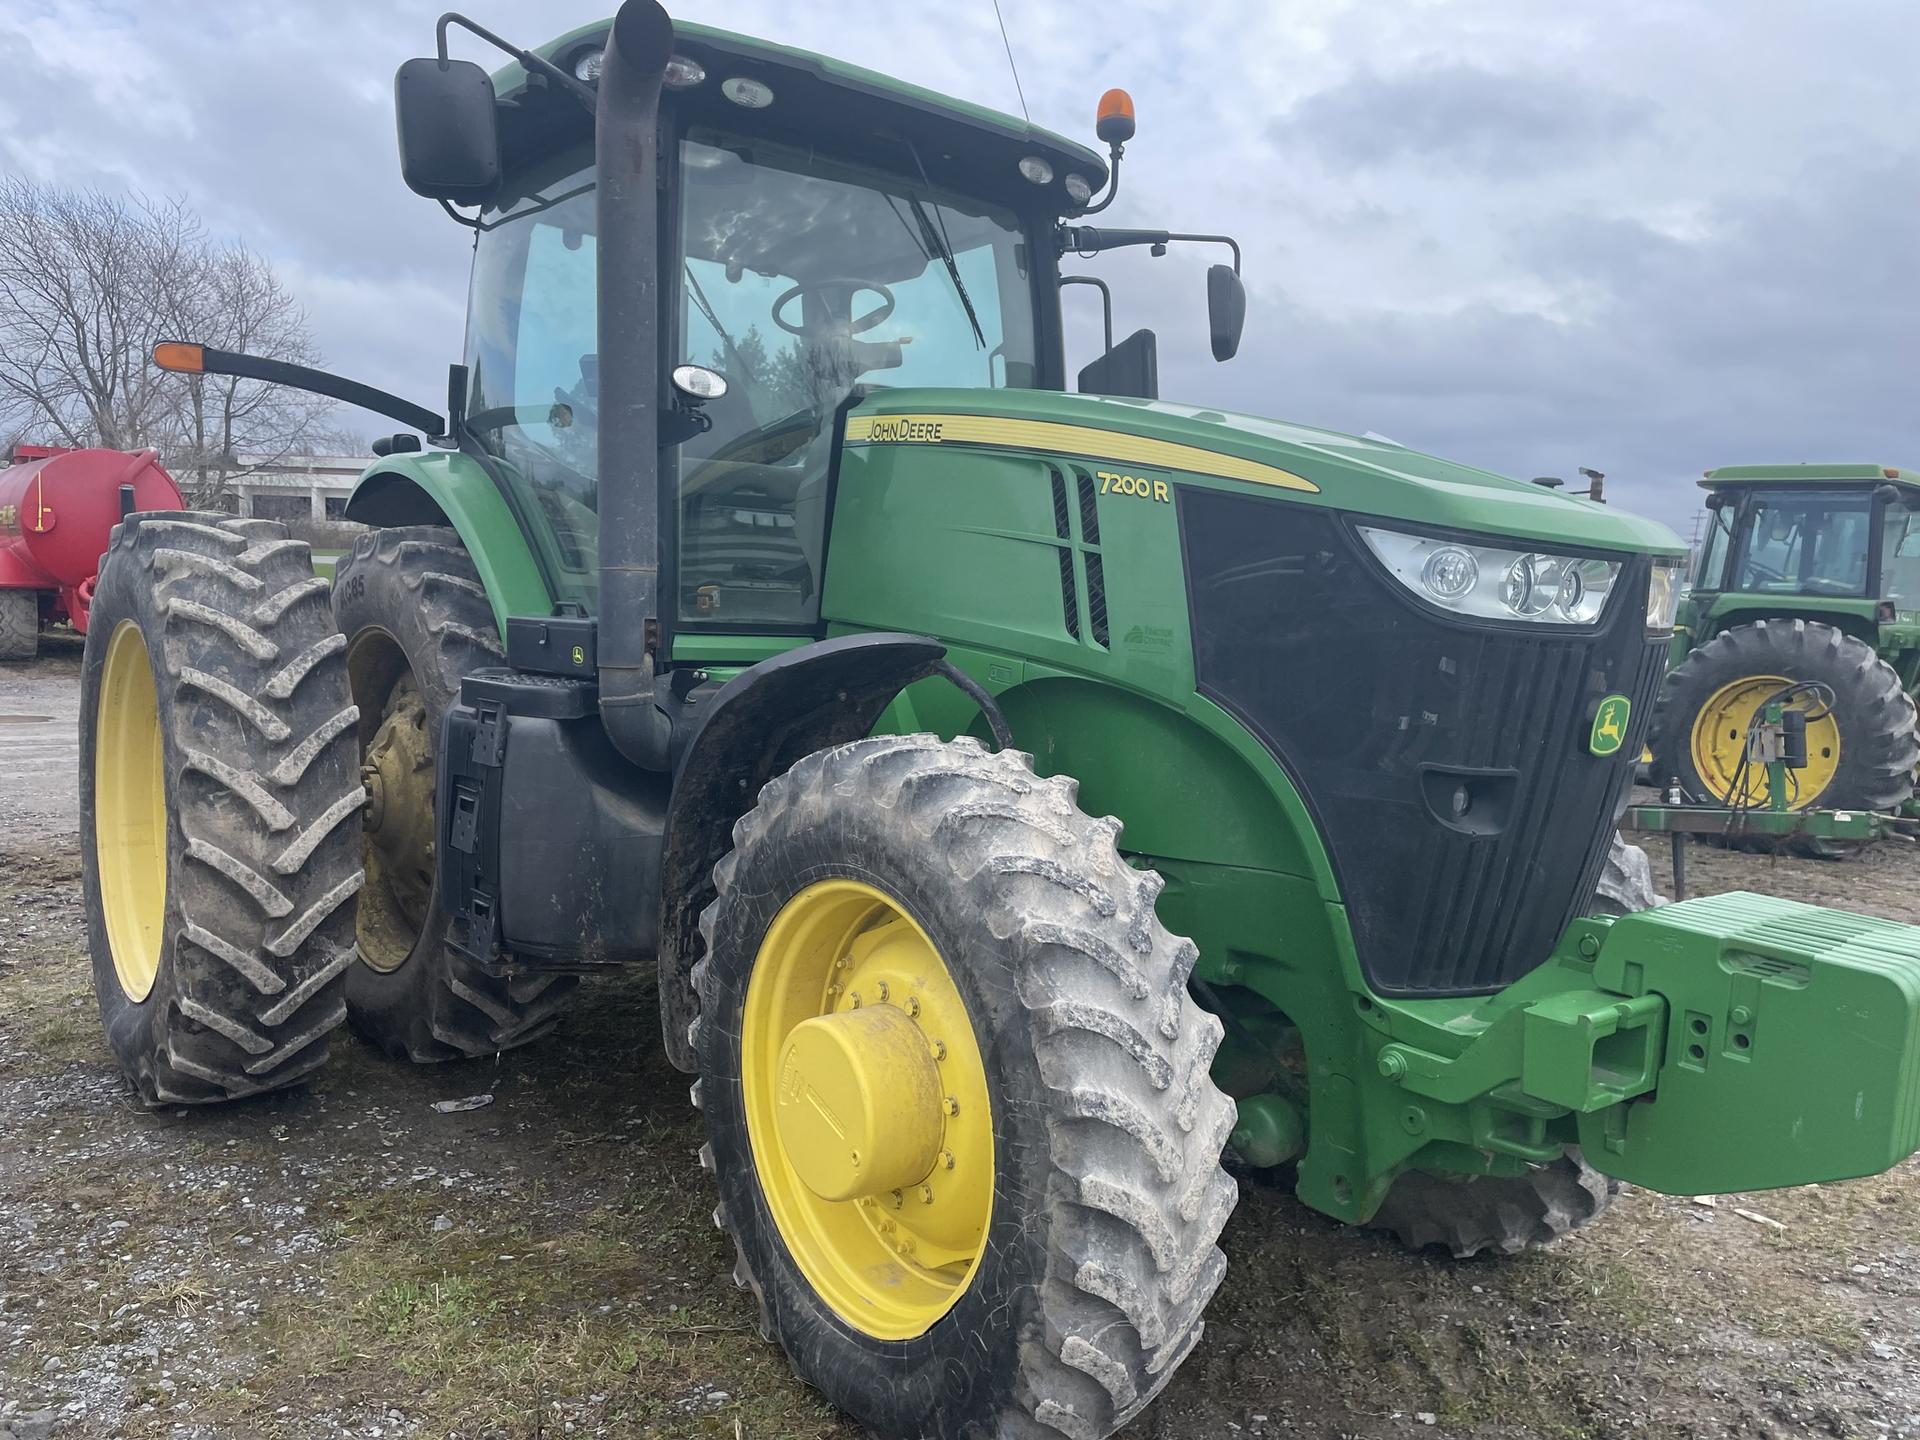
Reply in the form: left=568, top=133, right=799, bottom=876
left=827, top=387, right=1685, bottom=556
left=347, top=453, right=552, bottom=632
left=1690, top=591, right=1882, bottom=647
left=826, top=422, right=1340, bottom=896
left=670, top=633, right=808, bottom=668
left=1577, top=893, right=1920, bottom=1194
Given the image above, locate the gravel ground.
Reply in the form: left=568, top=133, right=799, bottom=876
left=6, top=650, right=1920, bottom=1439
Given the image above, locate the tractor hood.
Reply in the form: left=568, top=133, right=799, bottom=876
left=846, top=388, right=1685, bottom=557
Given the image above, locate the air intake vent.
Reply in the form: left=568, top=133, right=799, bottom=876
left=1076, top=471, right=1101, bottom=545
left=1085, top=553, right=1109, bottom=646
left=1049, top=468, right=1080, bottom=638
left=1058, top=549, right=1081, bottom=639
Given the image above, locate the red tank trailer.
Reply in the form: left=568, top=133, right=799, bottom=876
left=0, top=445, right=184, bottom=660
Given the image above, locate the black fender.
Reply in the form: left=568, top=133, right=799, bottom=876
left=657, top=631, right=946, bottom=1071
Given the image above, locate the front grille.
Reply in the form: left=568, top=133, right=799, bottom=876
left=1180, top=488, right=1665, bottom=996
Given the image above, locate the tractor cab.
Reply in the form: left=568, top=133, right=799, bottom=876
left=416, top=18, right=1242, bottom=632
left=1688, top=464, right=1920, bottom=640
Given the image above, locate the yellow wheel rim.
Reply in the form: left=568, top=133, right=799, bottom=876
left=95, top=621, right=168, bottom=1002
left=741, top=879, right=993, bottom=1340
left=1688, top=674, right=1841, bottom=809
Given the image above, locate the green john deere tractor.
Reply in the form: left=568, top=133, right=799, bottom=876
left=75, top=6, right=1920, bottom=1437
left=1651, top=463, right=1920, bottom=814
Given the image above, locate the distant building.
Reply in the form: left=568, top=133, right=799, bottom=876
left=228, top=454, right=370, bottom=523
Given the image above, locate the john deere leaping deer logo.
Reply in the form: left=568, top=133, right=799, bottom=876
left=1589, top=694, right=1632, bottom=756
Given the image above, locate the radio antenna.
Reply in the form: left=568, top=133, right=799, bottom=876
left=990, top=0, right=1031, bottom=122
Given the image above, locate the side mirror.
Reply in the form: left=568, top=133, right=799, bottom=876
left=1078, top=328, right=1159, bottom=400
left=394, top=58, right=501, bottom=206
left=1207, top=264, right=1246, bottom=362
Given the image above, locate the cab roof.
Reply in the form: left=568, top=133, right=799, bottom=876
left=1701, top=463, right=1918, bottom=489
left=492, top=18, right=1109, bottom=210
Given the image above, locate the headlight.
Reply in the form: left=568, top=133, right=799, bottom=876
left=1358, top=525, right=1620, bottom=625
left=1646, top=557, right=1685, bottom=632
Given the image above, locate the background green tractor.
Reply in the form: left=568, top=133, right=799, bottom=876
left=74, top=6, right=1920, bottom=1438
left=1651, top=463, right=1920, bottom=815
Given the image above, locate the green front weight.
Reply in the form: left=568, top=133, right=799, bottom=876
left=1363, top=891, right=1920, bottom=1207
left=1576, top=892, right=1920, bottom=1194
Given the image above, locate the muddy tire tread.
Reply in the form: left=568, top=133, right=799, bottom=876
left=82, top=512, right=362, bottom=1105
left=1366, top=1149, right=1617, bottom=1259
left=331, top=525, right=576, bottom=1063
left=693, top=734, right=1237, bottom=1440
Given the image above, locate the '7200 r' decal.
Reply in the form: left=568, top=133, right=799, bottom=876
left=1098, top=471, right=1171, bottom=502
left=843, top=412, right=1320, bottom=494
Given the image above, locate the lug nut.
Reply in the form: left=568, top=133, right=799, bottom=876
left=889, top=1189, right=904, bottom=1209
left=849, top=991, right=862, bottom=1009
left=875, top=980, right=890, bottom=1001
left=904, top=996, right=921, bottom=1018
left=942, top=1096, right=959, bottom=1117
left=932, top=1040, right=947, bottom=1061
left=919, top=1185, right=934, bottom=1204
left=940, top=1150, right=955, bottom=1170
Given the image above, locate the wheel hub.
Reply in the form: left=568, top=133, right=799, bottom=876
left=741, top=879, right=993, bottom=1340
left=774, top=1005, right=945, bottom=1203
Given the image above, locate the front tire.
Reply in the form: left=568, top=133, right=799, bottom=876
left=80, top=514, right=363, bottom=1104
left=693, top=735, right=1237, bottom=1440
left=331, top=525, right=578, bottom=1062
left=1366, top=1149, right=1617, bottom=1258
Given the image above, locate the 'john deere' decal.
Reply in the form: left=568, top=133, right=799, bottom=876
left=1589, top=694, right=1631, bottom=756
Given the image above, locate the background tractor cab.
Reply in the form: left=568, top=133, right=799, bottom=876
left=1650, top=463, right=1920, bottom=815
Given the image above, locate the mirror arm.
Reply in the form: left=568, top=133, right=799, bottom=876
left=1060, top=226, right=1241, bottom=273
left=437, top=198, right=483, bottom=231
left=1059, top=276, right=1115, bottom=353
left=436, top=11, right=599, bottom=113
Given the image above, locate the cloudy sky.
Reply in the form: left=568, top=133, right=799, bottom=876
left=2, top=0, right=1913, bottom=535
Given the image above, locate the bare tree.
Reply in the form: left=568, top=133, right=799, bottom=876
left=163, top=243, right=338, bottom=505
left=0, top=177, right=336, bottom=501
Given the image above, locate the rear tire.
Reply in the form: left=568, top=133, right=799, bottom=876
left=0, top=589, right=38, bottom=661
left=1651, top=619, right=1918, bottom=813
left=1366, top=1148, right=1617, bottom=1258
left=331, top=526, right=577, bottom=1062
left=693, top=735, right=1237, bottom=1440
left=80, top=513, right=362, bottom=1104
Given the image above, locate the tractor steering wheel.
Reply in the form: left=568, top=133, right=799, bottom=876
left=772, top=279, right=895, bottom=337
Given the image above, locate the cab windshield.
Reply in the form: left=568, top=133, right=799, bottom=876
left=1731, top=489, right=1872, bottom=597
left=462, top=134, right=1039, bottom=616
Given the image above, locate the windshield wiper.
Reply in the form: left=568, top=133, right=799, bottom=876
left=908, top=196, right=985, bottom=350
left=900, top=141, right=985, bottom=351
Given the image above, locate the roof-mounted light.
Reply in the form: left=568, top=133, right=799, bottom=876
left=573, top=48, right=604, bottom=82
left=1017, top=155, right=1054, bottom=186
left=1096, top=88, right=1136, bottom=145
left=1063, top=173, right=1093, bottom=206
left=721, top=76, right=773, bottom=109
left=664, top=54, right=706, bottom=89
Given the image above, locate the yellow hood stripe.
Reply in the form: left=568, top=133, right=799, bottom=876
left=844, top=412, right=1319, bottom=493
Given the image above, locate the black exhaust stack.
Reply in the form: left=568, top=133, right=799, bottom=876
left=595, top=0, right=676, bottom=771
